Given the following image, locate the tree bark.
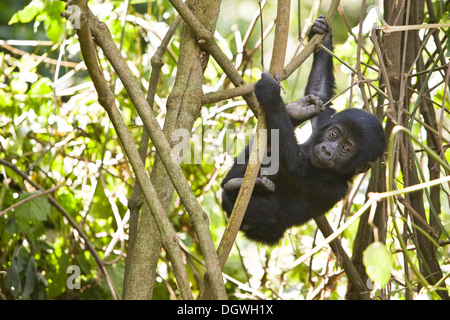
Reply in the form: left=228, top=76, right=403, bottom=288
left=123, top=0, right=226, bottom=300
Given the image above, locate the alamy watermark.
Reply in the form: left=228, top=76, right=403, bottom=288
left=65, top=5, right=81, bottom=29
left=170, top=127, right=280, bottom=175
left=66, top=265, right=81, bottom=290
left=62, top=5, right=280, bottom=174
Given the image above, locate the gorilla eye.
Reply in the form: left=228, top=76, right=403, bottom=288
left=330, top=130, right=338, bottom=140
left=341, top=144, right=350, bottom=153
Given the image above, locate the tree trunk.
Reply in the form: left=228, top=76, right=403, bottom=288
left=123, top=0, right=223, bottom=299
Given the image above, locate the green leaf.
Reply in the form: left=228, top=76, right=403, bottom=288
left=447, top=38, right=450, bottom=57
left=5, top=260, right=21, bottom=299
left=44, top=18, right=63, bottom=43
left=37, top=1, right=65, bottom=42
left=8, top=0, right=41, bottom=25
left=5, top=247, right=28, bottom=299
left=10, top=79, right=28, bottom=94
left=89, top=182, right=113, bottom=219
left=16, top=193, right=50, bottom=223
left=29, top=78, right=52, bottom=95
left=363, top=242, right=392, bottom=288
left=23, top=256, right=37, bottom=299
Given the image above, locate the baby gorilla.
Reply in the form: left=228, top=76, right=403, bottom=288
left=221, top=16, right=386, bottom=245
left=222, top=92, right=324, bottom=193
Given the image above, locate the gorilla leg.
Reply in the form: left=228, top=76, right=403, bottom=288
left=222, top=183, right=284, bottom=245
left=239, top=197, right=286, bottom=245
left=222, top=176, right=275, bottom=193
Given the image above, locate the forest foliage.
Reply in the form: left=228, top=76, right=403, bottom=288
left=0, top=0, right=449, bottom=300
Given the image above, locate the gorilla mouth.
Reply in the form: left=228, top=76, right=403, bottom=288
left=311, top=149, right=333, bottom=169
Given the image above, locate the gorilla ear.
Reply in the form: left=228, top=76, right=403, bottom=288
left=355, top=162, right=373, bottom=174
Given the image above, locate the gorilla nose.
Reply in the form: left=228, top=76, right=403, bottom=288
left=321, top=145, right=332, bottom=159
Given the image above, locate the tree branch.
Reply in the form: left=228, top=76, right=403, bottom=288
left=123, top=15, right=183, bottom=300
left=314, top=216, right=370, bottom=300
left=167, top=0, right=259, bottom=115
left=269, top=0, right=290, bottom=75
left=64, top=0, right=195, bottom=299
left=200, top=0, right=341, bottom=106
